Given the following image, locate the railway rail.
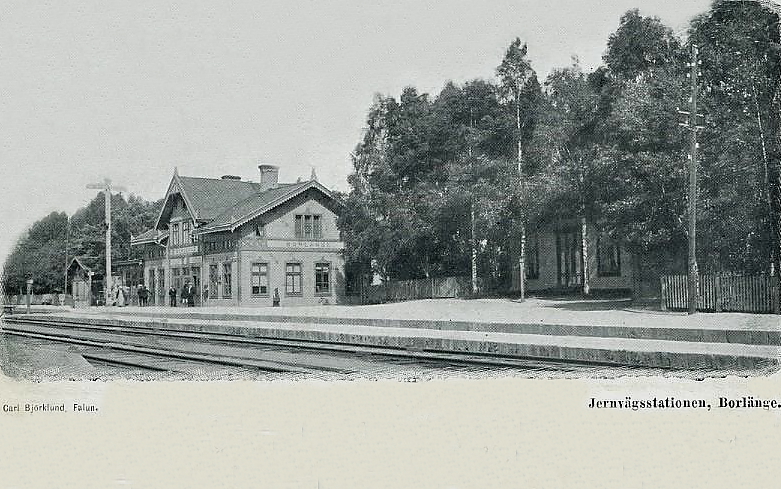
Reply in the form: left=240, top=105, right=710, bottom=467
left=1, top=315, right=674, bottom=378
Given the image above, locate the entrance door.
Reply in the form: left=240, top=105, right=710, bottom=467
left=209, top=264, right=218, bottom=299
left=73, top=279, right=89, bottom=307
left=148, top=269, right=156, bottom=305
left=556, top=230, right=582, bottom=288
left=157, top=270, right=165, bottom=305
left=191, top=267, right=200, bottom=305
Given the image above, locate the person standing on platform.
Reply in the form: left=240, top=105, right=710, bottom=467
left=202, top=285, right=209, bottom=307
left=185, top=281, right=195, bottom=307
left=181, top=281, right=191, bottom=308
left=138, top=284, right=148, bottom=307
left=116, top=284, right=126, bottom=307
left=168, top=285, right=177, bottom=307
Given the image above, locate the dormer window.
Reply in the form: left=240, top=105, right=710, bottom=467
left=254, top=222, right=265, bottom=237
left=171, top=223, right=180, bottom=246
left=295, top=214, right=322, bottom=239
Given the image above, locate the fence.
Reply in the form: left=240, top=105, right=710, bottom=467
left=362, top=276, right=472, bottom=304
left=5, top=294, right=72, bottom=306
left=661, top=274, right=779, bottom=314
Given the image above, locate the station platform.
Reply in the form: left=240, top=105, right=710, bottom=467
left=10, top=298, right=780, bottom=371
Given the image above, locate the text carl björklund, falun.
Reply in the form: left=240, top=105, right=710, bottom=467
left=588, top=396, right=781, bottom=411
left=2, top=402, right=98, bottom=413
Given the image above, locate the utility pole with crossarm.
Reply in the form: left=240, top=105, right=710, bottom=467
left=677, top=44, right=705, bottom=315
left=86, top=178, right=126, bottom=307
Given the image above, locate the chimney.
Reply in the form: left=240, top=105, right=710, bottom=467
left=258, top=165, right=279, bottom=191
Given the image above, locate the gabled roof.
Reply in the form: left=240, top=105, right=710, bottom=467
left=196, top=179, right=343, bottom=235
left=140, top=168, right=344, bottom=240
left=154, top=170, right=264, bottom=230
left=177, top=176, right=263, bottom=221
left=68, top=256, right=102, bottom=275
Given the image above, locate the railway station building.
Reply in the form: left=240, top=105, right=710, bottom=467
left=131, top=165, right=346, bottom=307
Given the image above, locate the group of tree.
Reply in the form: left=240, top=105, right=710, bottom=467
left=339, top=0, right=781, bottom=293
left=3, top=1, right=779, bottom=298
left=1, top=193, right=162, bottom=295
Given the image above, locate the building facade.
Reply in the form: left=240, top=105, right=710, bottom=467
left=511, top=219, right=634, bottom=294
left=131, top=165, right=345, bottom=307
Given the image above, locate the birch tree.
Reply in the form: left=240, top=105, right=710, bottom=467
left=496, top=38, right=538, bottom=299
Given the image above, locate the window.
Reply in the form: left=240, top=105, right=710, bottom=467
left=171, top=223, right=179, bottom=246
left=157, top=271, right=165, bottom=299
left=173, top=267, right=182, bottom=290
left=295, top=214, right=322, bottom=239
left=222, top=263, right=232, bottom=297
left=209, top=264, right=218, bottom=299
left=191, top=267, right=200, bottom=301
left=526, top=233, right=540, bottom=280
left=597, top=237, right=621, bottom=277
left=315, top=262, right=330, bottom=294
left=148, top=269, right=156, bottom=298
left=294, top=216, right=302, bottom=238
left=251, top=263, right=269, bottom=296
left=203, top=238, right=234, bottom=253
left=181, top=222, right=191, bottom=245
left=285, top=263, right=302, bottom=295
left=313, top=215, right=321, bottom=238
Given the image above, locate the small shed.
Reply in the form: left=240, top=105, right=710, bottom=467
left=67, top=257, right=103, bottom=307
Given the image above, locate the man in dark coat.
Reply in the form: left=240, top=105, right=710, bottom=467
left=138, top=284, right=148, bottom=307
left=168, top=286, right=177, bottom=307
left=182, top=281, right=195, bottom=307
left=185, top=282, right=195, bottom=307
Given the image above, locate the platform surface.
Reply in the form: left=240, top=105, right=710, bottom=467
left=9, top=298, right=779, bottom=370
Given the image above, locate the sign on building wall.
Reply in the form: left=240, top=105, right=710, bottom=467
left=169, top=245, right=199, bottom=257
left=265, top=240, right=345, bottom=251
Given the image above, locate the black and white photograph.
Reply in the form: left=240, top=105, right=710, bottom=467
left=1, top=0, right=780, bottom=487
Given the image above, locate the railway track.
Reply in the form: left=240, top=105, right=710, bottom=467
left=1, top=315, right=668, bottom=378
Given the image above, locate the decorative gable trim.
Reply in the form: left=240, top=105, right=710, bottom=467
left=154, top=170, right=199, bottom=230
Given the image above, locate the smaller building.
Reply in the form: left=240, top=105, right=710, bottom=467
left=67, top=257, right=103, bottom=307
left=511, top=219, right=633, bottom=295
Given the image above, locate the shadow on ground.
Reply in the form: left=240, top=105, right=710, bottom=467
left=504, top=296, right=668, bottom=314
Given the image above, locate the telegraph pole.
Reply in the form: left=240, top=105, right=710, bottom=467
left=86, top=178, right=126, bottom=307
left=63, top=215, right=69, bottom=300
left=469, top=107, right=478, bottom=295
left=678, top=44, right=703, bottom=315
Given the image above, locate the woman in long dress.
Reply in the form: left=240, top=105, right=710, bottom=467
left=116, top=285, right=125, bottom=307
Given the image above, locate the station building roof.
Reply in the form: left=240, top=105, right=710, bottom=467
left=132, top=168, right=343, bottom=244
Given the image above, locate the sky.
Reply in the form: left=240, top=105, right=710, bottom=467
left=0, top=0, right=715, bottom=264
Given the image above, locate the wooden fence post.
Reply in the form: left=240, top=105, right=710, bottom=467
left=715, top=275, right=722, bottom=312
left=660, top=276, right=667, bottom=311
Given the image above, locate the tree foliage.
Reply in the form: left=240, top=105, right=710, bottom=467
left=2, top=193, right=162, bottom=295
left=340, top=1, right=781, bottom=288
